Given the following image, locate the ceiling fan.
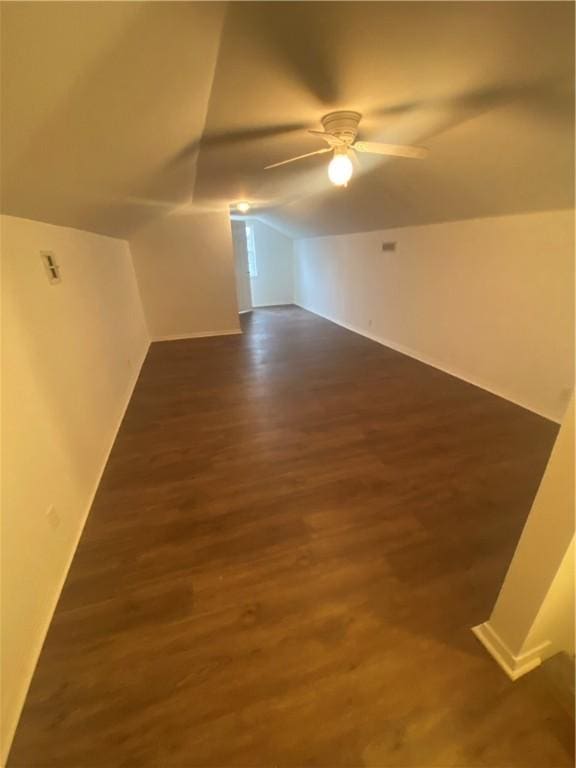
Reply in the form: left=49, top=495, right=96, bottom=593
left=264, top=111, right=428, bottom=186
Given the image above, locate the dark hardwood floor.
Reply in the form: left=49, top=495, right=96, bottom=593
left=9, top=306, right=573, bottom=767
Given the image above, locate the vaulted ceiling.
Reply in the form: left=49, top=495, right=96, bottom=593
left=1, top=1, right=574, bottom=239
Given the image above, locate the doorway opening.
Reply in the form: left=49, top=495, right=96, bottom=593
left=245, top=222, right=258, bottom=283
left=232, top=218, right=295, bottom=311
left=231, top=219, right=253, bottom=313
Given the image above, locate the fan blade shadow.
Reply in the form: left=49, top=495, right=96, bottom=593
left=241, top=2, right=340, bottom=107
left=370, top=101, right=424, bottom=118
left=170, top=123, right=309, bottom=166
left=370, top=79, right=572, bottom=133
left=262, top=78, right=574, bottom=215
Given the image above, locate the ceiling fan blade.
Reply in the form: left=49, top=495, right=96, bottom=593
left=308, top=130, right=346, bottom=147
left=352, top=141, right=428, bottom=159
left=265, top=147, right=332, bottom=170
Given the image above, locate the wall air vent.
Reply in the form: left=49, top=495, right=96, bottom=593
left=381, top=242, right=396, bottom=252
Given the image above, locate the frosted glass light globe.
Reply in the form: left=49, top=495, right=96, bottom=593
left=328, top=152, right=353, bottom=186
left=237, top=201, right=250, bottom=213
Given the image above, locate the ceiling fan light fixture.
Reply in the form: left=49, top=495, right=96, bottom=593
left=236, top=201, right=251, bottom=213
left=328, top=150, right=353, bottom=187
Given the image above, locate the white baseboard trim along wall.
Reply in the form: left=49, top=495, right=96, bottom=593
left=5, top=343, right=149, bottom=753
left=294, top=304, right=560, bottom=423
left=472, top=623, right=551, bottom=681
left=293, top=210, right=575, bottom=424
left=2, top=214, right=153, bottom=763
left=152, top=329, right=243, bottom=342
left=472, top=402, right=574, bottom=681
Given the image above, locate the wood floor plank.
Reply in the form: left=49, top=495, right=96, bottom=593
left=8, top=306, right=573, bottom=767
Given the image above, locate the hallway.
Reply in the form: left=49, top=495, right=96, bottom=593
left=9, top=307, right=572, bottom=767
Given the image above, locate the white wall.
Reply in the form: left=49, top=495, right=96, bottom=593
left=474, top=397, right=575, bottom=677
left=488, top=396, right=574, bottom=655
left=523, top=537, right=575, bottom=658
left=1, top=214, right=149, bottom=762
left=294, top=210, right=574, bottom=422
left=250, top=220, right=294, bottom=307
left=130, top=209, right=240, bottom=340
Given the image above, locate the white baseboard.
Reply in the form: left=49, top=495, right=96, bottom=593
left=2, top=338, right=150, bottom=766
left=152, top=329, right=242, bottom=342
left=472, top=622, right=551, bottom=680
left=294, top=303, right=559, bottom=423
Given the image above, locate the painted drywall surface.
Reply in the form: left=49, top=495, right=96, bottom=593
left=1, top=2, right=227, bottom=238
left=523, top=537, right=575, bottom=657
left=250, top=220, right=294, bottom=307
left=488, top=396, right=574, bottom=657
left=1, top=215, right=149, bottom=762
left=294, top=210, right=574, bottom=421
left=129, top=210, right=240, bottom=340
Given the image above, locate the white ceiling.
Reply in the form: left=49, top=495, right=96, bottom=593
left=1, top=1, right=574, bottom=240
left=1, top=2, right=226, bottom=237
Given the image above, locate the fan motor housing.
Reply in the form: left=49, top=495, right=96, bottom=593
left=321, top=111, right=361, bottom=144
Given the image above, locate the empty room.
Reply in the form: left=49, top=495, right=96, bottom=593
left=1, top=2, right=574, bottom=766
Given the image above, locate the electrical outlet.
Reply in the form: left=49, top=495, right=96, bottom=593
left=46, top=505, right=60, bottom=529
